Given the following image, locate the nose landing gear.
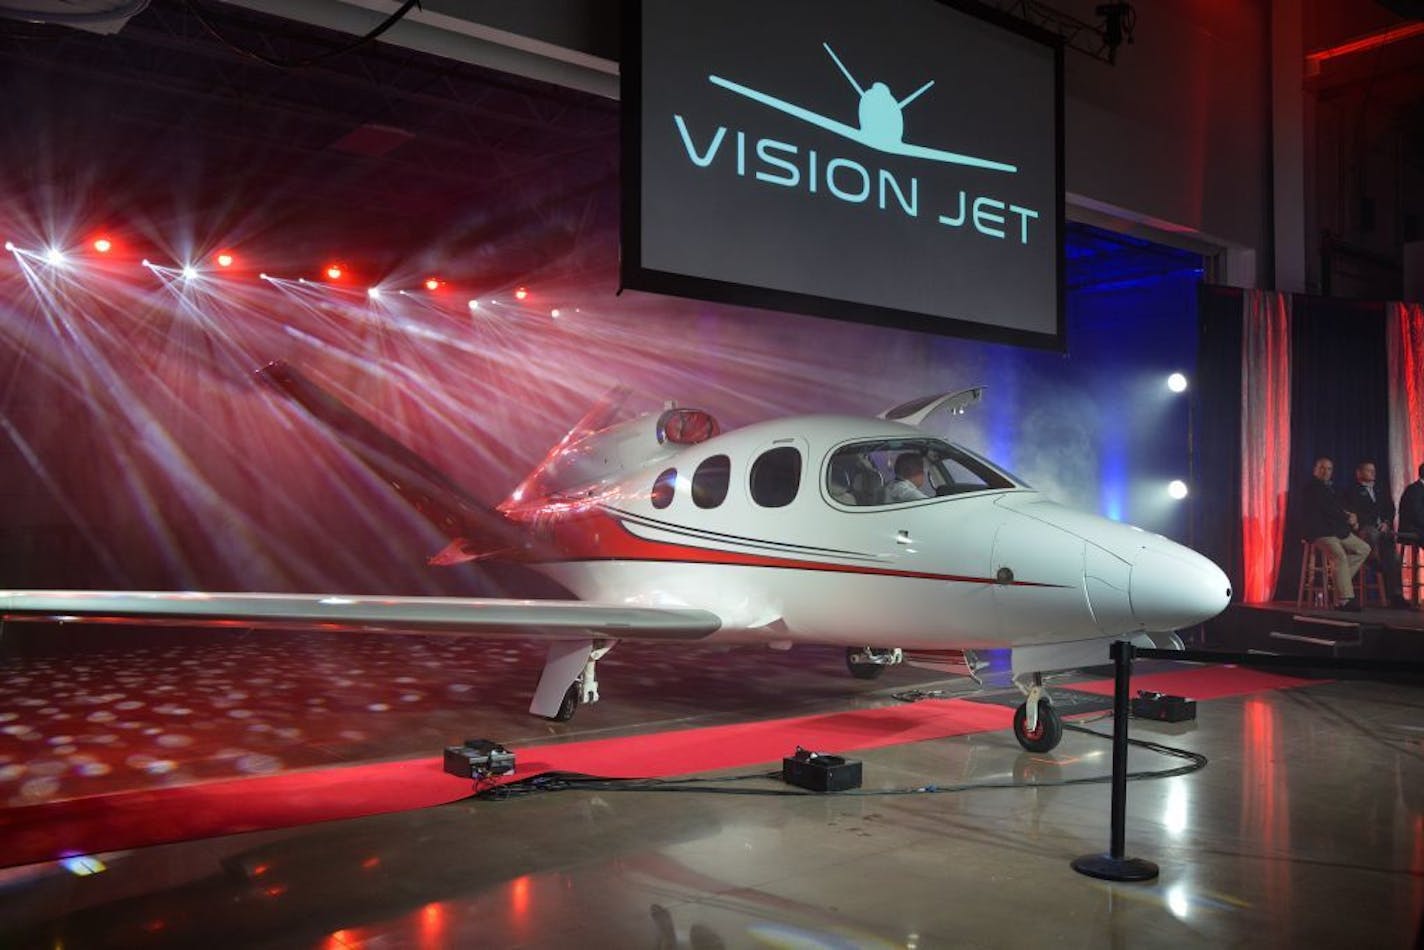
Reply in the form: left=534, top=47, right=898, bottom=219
left=1012, top=673, right=1063, bottom=753
left=845, top=646, right=903, bottom=679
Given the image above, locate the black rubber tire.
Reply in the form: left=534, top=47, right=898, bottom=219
left=550, top=684, right=579, bottom=722
left=1013, top=699, right=1063, bottom=753
left=845, top=648, right=888, bottom=680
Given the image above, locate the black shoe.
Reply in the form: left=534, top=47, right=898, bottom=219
left=1389, top=596, right=1414, bottom=610
left=1337, top=598, right=1362, bottom=612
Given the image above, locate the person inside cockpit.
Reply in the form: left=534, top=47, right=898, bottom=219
left=886, top=452, right=931, bottom=502
left=827, top=458, right=858, bottom=505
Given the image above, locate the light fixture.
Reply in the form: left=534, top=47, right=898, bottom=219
left=325, top=264, right=344, bottom=281
left=92, top=237, right=113, bottom=254
left=514, top=286, right=529, bottom=301
left=1166, top=372, right=1187, bottom=393
left=45, top=247, right=66, bottom=267
left=550, top=309, right=561, bottom=318
left=216, top=251, right=235, bottom=268
left=424, top=277, right=441, bottom=291
left=4, top=241, right=15, bottom=253
left=1168, top=479, right=1188, bottom=500
left=367, top=287, right=383, bottom=299
left=467, top=300, right=479, bottom=310
left=182, top=265, right=198, bottom=280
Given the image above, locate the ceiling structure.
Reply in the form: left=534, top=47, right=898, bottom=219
left=0, top=0, right=619, bottom=293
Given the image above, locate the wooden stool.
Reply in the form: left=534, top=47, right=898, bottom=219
left=1355, top=558, right=1389, bottom=606
left=1297, top=539, right=1338, bottom=609
left=1400, top=535, right=1423, bottom=606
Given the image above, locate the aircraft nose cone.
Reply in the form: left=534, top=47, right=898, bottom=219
left=1129, top=545, right=1231, bottom=631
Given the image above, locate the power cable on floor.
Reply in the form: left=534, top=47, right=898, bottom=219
left=471, top=718, right=1207, bottom=801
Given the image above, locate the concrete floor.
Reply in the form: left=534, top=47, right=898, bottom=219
left=0, top=637, right=1421, bottom=948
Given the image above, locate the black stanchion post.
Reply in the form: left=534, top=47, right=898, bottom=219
left=1071, top=639, right=1159, bottom=881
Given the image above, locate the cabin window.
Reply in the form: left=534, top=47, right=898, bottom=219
left=750, top=446, right=801, bottom=508
left=692, top=455, right=731, bottom=509
left=825, top=439, right=1015, bottom=506
left=651, top=467, right=677, bottom=509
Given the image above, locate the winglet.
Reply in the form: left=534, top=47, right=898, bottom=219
left=878, top=387, right=985, bottom=426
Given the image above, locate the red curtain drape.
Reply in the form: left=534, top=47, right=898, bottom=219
left=1240, top=290, right=1291, bottom=603
left=1387, top=301, right=1424, bottom=513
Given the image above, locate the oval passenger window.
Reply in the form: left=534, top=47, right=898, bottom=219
left=651, top=467, right=677, bottom=509
left=692, top=455, right=731, bottom=509
left=749, top=446, right=801, bottom=508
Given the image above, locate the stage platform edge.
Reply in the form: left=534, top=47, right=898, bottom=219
left=1203, top=602, right=1424, bottom=661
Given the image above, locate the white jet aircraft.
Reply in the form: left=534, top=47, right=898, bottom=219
left=0, top=363, right=1230, bottom=753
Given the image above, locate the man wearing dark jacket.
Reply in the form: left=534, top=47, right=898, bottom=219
left=1399, top=463, right=1424, bottom=538
left=1342, top=460, right=1409, bottom=608
left=1302, top=457, right=1370, bottom=611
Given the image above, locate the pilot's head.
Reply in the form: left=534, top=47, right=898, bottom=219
left=895, top=453, right=925, bottom=484
left=1313, top=457, right=1334, bottom=482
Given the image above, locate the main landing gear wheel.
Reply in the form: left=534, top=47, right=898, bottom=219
left=1013, top=698, right=1063, bottom=753
left=845, top=647, right=889, bottom=679
left=552, top=684, right=580, bottom=722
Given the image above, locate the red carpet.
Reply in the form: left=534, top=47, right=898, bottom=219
left=0, top=666, right=1311, bottom=869
left=1069, top=665, right=1314, bottom=700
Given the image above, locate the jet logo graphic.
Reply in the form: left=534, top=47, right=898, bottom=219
left=708, top=43, right=1018, bottom=174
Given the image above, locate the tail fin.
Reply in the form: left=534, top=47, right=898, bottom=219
left=500, top=384, right=631, bottom=511
left=257, top=361, right=522, bottom=564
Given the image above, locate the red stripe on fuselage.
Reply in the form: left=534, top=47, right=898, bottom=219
left=507, top=507, right=1066, bottom=588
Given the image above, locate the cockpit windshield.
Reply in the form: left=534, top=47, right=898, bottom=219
left=825, top=438, right=1017, bottom=506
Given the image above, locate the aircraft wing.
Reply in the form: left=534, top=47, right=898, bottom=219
left=0, top=590, right=722, bottom=641
left=879, top=140, right=1017, bottom=173
left=708, top=75, right=863, bottom=142
left=707, top=75, right=1017, bottom=174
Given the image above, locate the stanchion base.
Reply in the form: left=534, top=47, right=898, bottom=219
left=1071, top=853, right=1159, bottom=881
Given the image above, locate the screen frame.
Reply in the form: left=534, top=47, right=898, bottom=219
left=620, top=0, right=1066, bottom=351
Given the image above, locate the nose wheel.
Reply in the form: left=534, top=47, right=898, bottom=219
left=1013, top=698, right=1063, bottom=753
left=1011, top=673, right=1063, bottom=753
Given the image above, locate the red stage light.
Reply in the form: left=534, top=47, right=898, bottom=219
left=92, top=237, right=113, bottom=254
left=424, top=277, right=441, bottom=291
left=216, top=251, right=235, bottom=268
left=325, top=264, right=344, bottom=281
left=514, top=287, right=529, bottom=301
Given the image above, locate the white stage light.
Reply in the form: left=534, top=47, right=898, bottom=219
left=1167, top=372, right=1188, bottom=393
left=550, top=309, right=561, bottom=318
left=368, top=287, right=382, bottom=300
left=259, top=273, right=269, bottom=280
left=4, top=241, right=15, bottom=253
left=467, top=300, right=479, bottom=310
left=182, top=265, right=198, bottom=280
left=45, top=247, right=66, bottom=266
left=1168, top=479, right=1189, bottom=500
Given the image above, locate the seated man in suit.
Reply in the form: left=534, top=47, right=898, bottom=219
left=1343, top=460, right=1409, bottom=609
left=1302, top=456, right=1370, bottom=611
